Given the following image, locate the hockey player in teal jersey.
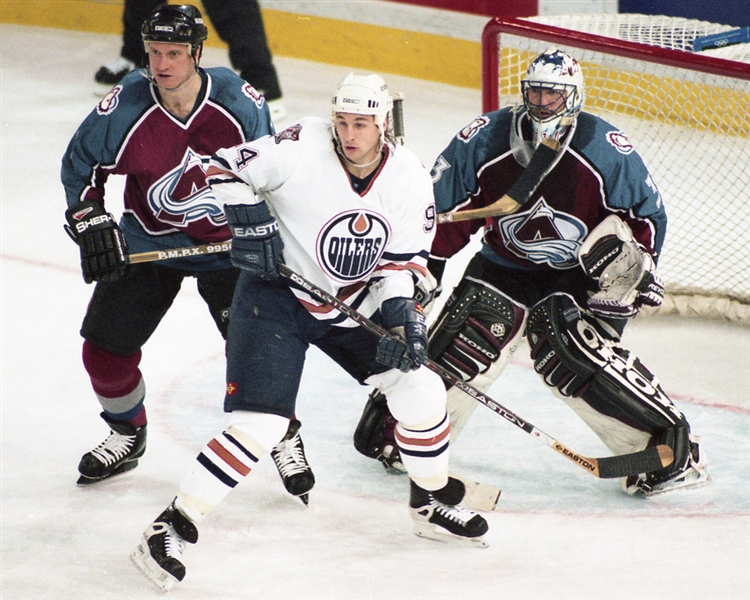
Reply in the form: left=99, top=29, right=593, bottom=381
left=61, top=4, right=313, bottom=500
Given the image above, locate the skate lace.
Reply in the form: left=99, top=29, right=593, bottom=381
left=272, top=434, right=308, bottom=477
left=90, top=431, right=136, bottom=466
left=432, top=500, right=474, bottom=525
left=162, top=523, right=187, bottom=560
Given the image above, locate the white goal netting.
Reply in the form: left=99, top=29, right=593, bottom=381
left=483, top=15, right=750, bottom=323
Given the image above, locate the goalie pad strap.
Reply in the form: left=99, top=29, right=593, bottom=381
left=527, top=293, right=686, bottom=434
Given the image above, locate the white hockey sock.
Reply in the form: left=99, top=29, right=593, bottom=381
left=177, top=431, right=260, bottom=523
left=177, top=412, right=289, bottom=523
left=395, top=413, right=451, bottom=491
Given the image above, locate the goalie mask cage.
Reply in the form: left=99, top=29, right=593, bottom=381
left=482, top=15, right=750, bottom=323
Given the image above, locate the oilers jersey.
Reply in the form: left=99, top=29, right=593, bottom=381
left=208, top=117, right=436, bottom=325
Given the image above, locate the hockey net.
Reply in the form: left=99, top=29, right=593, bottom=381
left=482, top=15, right=750, bottom=323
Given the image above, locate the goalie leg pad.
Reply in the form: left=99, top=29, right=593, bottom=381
left=429, top=278, right=527, bottom=383
left=526, top=293, right=688, bottom=439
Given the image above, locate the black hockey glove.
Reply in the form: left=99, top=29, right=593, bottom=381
left=224, top=202, right=284, bottom=281
left=64, top=200, right=128, bottom=284
left=376, top=297, right=427, bottom=373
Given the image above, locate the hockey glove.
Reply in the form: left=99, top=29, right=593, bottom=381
left=224, top=202, right=284, bottom=281
left=376, top=297, right=428, bottom=372
left=64, top=200, right=128, bottom=284
left=579, top=215, right=664, bottom=318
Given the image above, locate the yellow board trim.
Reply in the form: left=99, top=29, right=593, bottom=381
left=0, top=1, right=481, bottom=89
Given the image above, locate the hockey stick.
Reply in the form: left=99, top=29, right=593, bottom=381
left=278, top=263, right=674, bottom=480
left=127, top=241, right=231, bottom=264
left=436, top=117, right=572, bottom=224
left=127, top=244, right=499, bottom=509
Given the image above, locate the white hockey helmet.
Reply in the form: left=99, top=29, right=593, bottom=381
left=521, top=48, right=585, bottom=147
left=332, top=73, right=393, bottom=128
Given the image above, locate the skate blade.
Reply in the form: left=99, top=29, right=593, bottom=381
left=76, top=459, right=139, bottom=485
left=413, top=522, right=489, bottom=549
left=130, top=539, right=178, bottom=591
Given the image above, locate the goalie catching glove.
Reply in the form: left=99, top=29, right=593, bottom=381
left=65, top=200, right=128, bottom=284
left=224, top=202, right=284, bottom=281
left=376, top=297, right=428, bottom=372
left=579, top=215, right=664, bottom=318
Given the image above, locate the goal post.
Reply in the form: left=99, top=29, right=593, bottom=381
left=481, top=16, right=750, bottom=323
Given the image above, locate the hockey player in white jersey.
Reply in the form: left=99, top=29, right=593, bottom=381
left=132, top=73, right=488, bottom=590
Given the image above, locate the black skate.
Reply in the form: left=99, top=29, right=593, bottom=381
left=271, top=419, right=315, bottom=505
left=410, top=477, right=489, bottom=548
left=131, top=500, right=198, bottom=591
left=77, top=412, right=147, bottom=485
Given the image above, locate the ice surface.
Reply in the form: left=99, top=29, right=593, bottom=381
left=1, top=24, right=749, bottom=600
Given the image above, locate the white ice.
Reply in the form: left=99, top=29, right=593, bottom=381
left=1, top=25, right=749, bottom=600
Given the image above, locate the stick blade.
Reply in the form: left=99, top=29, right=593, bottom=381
left=596, top=444, right=675, bottom=479
left=450, top=473, right=501, bottom=512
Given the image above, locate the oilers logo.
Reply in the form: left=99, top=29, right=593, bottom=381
left=147, top=148, right=225, bottom=226
left=499, top=199, right=587, bottom=269
left=317, top=210, right=391, bottom=282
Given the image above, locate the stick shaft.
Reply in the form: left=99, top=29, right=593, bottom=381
left=278, top=264, right=672, bottom=479
left=437, top=132, right=564, bottom=224
left=127, top=241, right=231, bottom=264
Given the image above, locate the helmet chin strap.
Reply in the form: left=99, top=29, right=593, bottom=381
left=333, top=119, right=387, bottom=169
left=335, top=140, right=384, bottom=169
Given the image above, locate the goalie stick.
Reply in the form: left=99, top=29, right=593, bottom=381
left=123, top=246, right=672, bottom=481
left=436, top=117, right=572, bottom=224
left=277, top=263, right=674, bottom=480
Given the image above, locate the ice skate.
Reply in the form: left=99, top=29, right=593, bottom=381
left=131, top=500, right=198, bottom=591
left=77, top=412, right=146, bottom=485
left=271, top=419, right=315, bottom=505
left=624, top=435, right=710, bottom=497
left=94, top=56, right=135, bottom=95
left=409, top=477, right=489, bottom=548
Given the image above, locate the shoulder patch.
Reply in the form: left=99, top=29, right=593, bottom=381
left=458, top=116, right=490, bottom=143
left=606, top=130, right=635, bottom=155
left=242, top=83, right=265, bottom=109
left=274, top=124, right=302, bottom=144
left=96, top=85, right=123, bottom=116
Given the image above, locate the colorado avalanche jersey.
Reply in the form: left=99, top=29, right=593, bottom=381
left=61, top=67, right=274, bottom=270
left=209, top=117, right=436, bottom=325
left=431, top=107, right=667, bottom=271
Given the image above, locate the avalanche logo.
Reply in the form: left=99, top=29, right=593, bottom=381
left=499, top=198, right=587, bottom=269
left=242, top=83, right=265, bottom=109
left=147, top=148, right=226, bottom=226
left=317, top=210, right=391, bottom=283
left=606, top=130, right=635, bottom=155
left=96, top=85, right=123, bottom=116
left=274, top=124, right=302, bottom=144
left=458, top=116, right=490, bottom=143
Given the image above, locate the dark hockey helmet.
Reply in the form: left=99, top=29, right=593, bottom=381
left=141, top=4, right=208, bottom=58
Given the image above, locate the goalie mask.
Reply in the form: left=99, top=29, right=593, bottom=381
left=521, top=48, right=585, bottom=148
left=332, top=73, right=394, bottom=148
